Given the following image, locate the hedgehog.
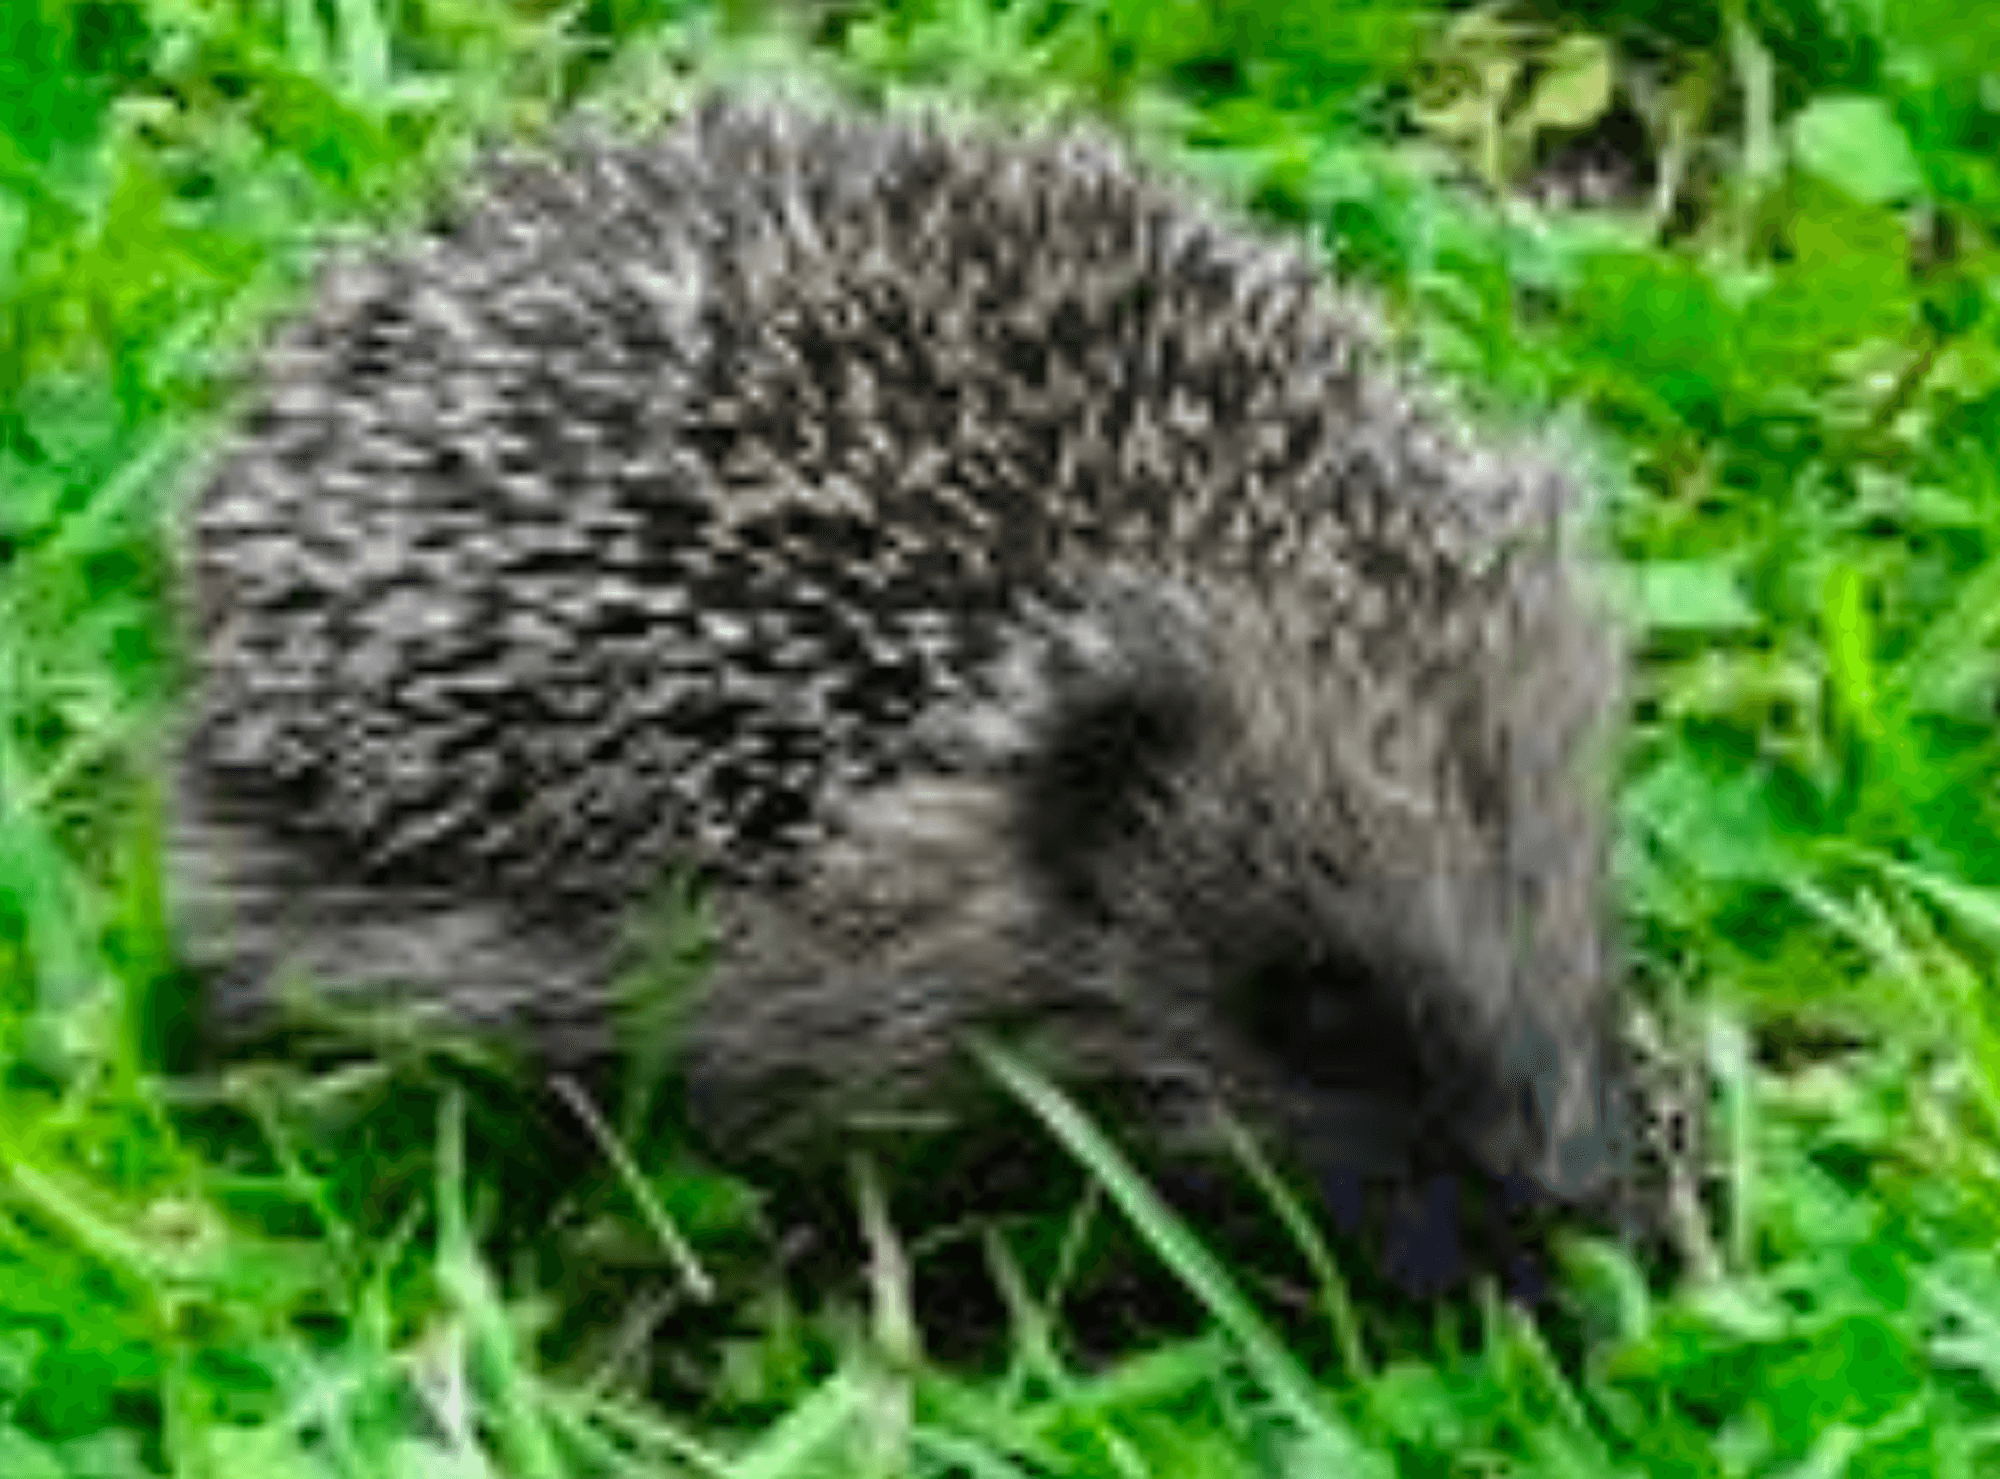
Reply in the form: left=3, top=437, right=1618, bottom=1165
left=171, top=93, right=1632, bottom=1290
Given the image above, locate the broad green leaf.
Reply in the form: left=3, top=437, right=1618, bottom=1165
left=0, top=1428, right=63, bottom=1479
left=1631, top=560, right=1762, bottom=631
left=1742, top=184, right=1910, bottom=381
left=1525, top=33, right=1614, bottom=133
left=1792, top=96, right=1923, bottom=205
left=1623, top=757, right=1795, bottom=884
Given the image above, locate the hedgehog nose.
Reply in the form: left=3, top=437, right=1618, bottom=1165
left=1541, top=1047, right=1633, bottom=1204
left=1469, top=1018, right=1626, bottom=1204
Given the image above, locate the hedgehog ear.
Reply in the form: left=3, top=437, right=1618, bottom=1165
left=1011, top=577, right=1219, bottom=907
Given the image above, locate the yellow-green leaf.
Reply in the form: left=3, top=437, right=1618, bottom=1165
left=1792, top=95, right=1923, bottom=205
left=1527, top=34, right=1614, bottom=132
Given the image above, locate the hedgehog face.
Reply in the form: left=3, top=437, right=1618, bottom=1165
left=1006, top=573, right=1626, bottom=1208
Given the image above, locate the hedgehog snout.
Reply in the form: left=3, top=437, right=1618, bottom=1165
left=1212, top=861, right=1624, bottom=1209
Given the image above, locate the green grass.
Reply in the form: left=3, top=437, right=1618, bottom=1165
left=4, top=0, right=2000, bottom=1472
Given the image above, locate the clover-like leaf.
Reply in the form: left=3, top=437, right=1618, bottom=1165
left=1631, top=560, right=1762, bottom=633
left=1525, top=33, right=1614, bottom=133
left=1791, top=96, right=1923, bottom=205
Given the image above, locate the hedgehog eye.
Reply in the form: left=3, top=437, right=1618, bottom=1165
left=1228, top=952, right=1367, bottom=1057
left=1224, top=946, right=1431, bottom=1100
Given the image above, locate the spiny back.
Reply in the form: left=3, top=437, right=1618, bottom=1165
left=187, top=97, right=1574, bottom=904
